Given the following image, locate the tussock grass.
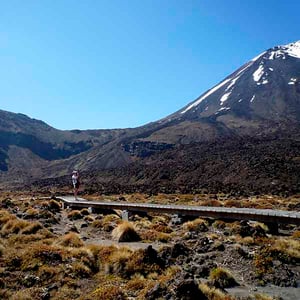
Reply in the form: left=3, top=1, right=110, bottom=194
left=183, top=218, right=208, bottom=232
left=199, top=282, right=234, bottom=300
left=56, top=232, right=84, bottom=248
left=84, top=215, right=95, bottom=223
left=112, top=221, right=140, bottom=242
left=90, top=284, right=126, bottom=300
left=209, top=267, right=238, bottom=289
left=67, top=210, right=82, bottom=220
left=20, top=222, right=43, bottom=235
left=271, top=238, right=300, bottom=262
left=25, top=208, right=39, bottom=217
left=49, top=199, right=61, bottom=212
left=254, top=293, right=274, bottom=300
left=92, top=219, right=102, bottom=228
left=292, top=230, right=300, bottom=239
left=0, top=210, right=16, bottom=227
left=1, top=219, right=29, bottom=236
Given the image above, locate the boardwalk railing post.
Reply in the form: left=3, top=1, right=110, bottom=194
left=122, top=210, right=129, bottom=221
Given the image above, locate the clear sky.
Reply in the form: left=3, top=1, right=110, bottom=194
left=1, top=0, right=299, bottom=130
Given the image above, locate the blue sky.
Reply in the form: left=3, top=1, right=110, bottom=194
left=1, top=0, right=299, bottom=130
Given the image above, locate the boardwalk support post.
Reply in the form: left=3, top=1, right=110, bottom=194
left=122, top=210, right=129, bottom=221
left=265, top=222, right=279, bottom=235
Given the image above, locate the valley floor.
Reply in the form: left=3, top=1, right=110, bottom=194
left=0, top=192, right=299, bottom=299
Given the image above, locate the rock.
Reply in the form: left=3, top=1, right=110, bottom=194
left=175, top=279, right=207, bottom=300
left=171, top=242, right=190, bottom=258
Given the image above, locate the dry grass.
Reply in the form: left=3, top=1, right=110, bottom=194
left=90, top=284, right=126, bottom=300
left=292, top=230, right=300, bottom=239
left=183, top=218, right=208, bottom=232
left=209, top=267, right=238, bottom=289
left=56, top=232, right=84, bottom=248
left=25, top=208, right=40, bottom=217
left=112, top=221, right=140, bottom=242
left=254, top=293, right=275, bottom=300
left=1, top=219, right=29, bottom=236
left=67, top=210, right=82, bottom=220
left=199, top=282, right=234, bottom=300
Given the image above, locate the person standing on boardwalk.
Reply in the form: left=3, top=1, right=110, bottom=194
left=72, top=170, right=80, bottom=200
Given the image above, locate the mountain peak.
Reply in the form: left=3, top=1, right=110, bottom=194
left=266, top=40, right=300, bottom=60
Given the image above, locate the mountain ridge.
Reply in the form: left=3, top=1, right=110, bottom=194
left=1, top=40, right=300, bottom=193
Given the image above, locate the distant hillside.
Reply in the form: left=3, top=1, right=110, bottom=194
left=1, top=41, right=300, bottom=194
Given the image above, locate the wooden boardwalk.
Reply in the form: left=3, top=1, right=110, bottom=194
left=56, top=196, right=300, bottom=226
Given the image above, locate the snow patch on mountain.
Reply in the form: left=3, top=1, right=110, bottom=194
left=220, top=92, right=231, bottom=105
left=288, top=78, right=297, bottom=85
left=253, top=65, right=264, bottom=82
left=284, top=41, right=300, bottom=58
left=250, top=95, right=256, bottom=103
left=267, top=41, right=300, bottom=61
left=181, top=78, right=231, bottom=114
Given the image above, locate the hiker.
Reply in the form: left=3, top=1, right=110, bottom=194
left=72, top=170, right=80, bottom=200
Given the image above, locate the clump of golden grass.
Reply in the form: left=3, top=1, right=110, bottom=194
left=199, top=282, right=234, bottom=300
left=38, top=265, right=59, bottom=281
left=239, top=236, right=255, bottom=245
left=0, top=244, right=4, bottom=257
left=84, top=215, right=95, bottom=223
left=92, top=219, right=103, bottom=229
left=292, top=230, right=300, bottom=239
left=24, top=243, right=63, bottom=265
left=112, top=221, right=140, bottom=242
left=126, top=275, right=147, bottom=292
left=106, top=246, right=132, bottom=275
left=134, top=218, right=152, bottom=230
left=271, top=238, right=300, bottom=262
left=0, top=210, right=16, bottom=227
left=125, top=247, right=162, bottom=277
left=150, top=223, right=173, bottom=233
left=1, top=219, right=29, bottom=236
left=25, top=208, right=39, bottom=217
left=212, top=220, right=226, bottom=229
left=254, top=293, right=274, bottom=300
left=67, top=210, right=82, bottom=220
left=20, top=222, right=43, bottom=235
left=140, top=229, right=172, bottom=242
left=183, top=218, right=208, bottom=232
left=201, top=199, right=223, bottom=207
left=69, top=261, right=92, bottom=278
left=10, top=287, right=47, bottom=300
left=48, top=199, right=61, bottom=212
left=89, top=284, right=126, bottom=300
left=224, top=199, right=243, bottom=208
left=56, top=232, right=84, bottom=248
left=209, top=267, right=238, bottom=289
